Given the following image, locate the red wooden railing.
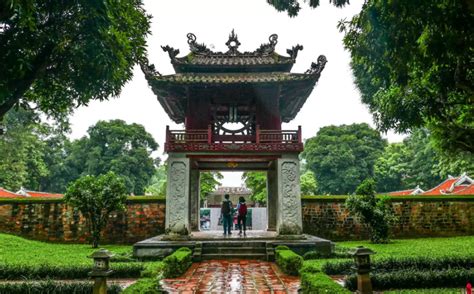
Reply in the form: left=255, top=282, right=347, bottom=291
left=166, top=125, right=301, bottom=145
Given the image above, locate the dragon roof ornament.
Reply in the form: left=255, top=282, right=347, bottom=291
left=161, top=30, right=304, bottom=61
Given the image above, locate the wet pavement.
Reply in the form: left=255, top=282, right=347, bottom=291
left=160, top=260, right=300, bottom=293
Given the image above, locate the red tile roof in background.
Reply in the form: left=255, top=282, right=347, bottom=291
left=422, top=178, right=458, bottom=195
left=0, top=188, right=21, bottom=198
left=387, top=189, right=417, bottom=196
left=24, top=191, right=63, bottom=198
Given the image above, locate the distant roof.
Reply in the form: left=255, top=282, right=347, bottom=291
left=422, top=173, right=473, bottom=195
left=387, top=186, right=424, bottom=196
left=0, top=187, right=20, bottom=198
left=15, top=187, right=63, bottom=198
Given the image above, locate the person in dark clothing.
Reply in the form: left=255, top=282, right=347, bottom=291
left=237, top=196, right=248, bottom=236
left=221, top=194, right=233, bottom=235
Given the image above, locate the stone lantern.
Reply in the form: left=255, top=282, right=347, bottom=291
left=89, top=248, right=114, bottom=294
left=350, top=246, right=375, bottom=294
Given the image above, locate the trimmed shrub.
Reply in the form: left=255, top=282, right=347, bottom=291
left=322, top=256, right=474, bottom=275
left=0, top=280, right=121, bottom=294
left=141, top=261, right=164, bottom=278
left=345, top=269, right=474, bottom=291
left=0, top=262, right=145, bottom=279
left=122, top=278, right=160, bottom=294
left=275, top=248, right=303, bottom=276
left=275, top=245, right=290, bottom=251
left=162, top=247, right=193, bottom=278
left=300, top=272, right=351, bottom=294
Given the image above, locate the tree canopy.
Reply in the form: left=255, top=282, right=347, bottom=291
left=0, top=0, right=150, bottom=119
left=69, top=120, right=158, bottom=195
left=302, top=123, right=386, bottom=194
left=242, top=172, right=267, bottom=204
left=266, top=0, right=350, bottom=17
left=339, top=0, right=474, bottom=153
left=65, top=171, right=127, bottom=247
left=200, top=172, right=223, bottom=201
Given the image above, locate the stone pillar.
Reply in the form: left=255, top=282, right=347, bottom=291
left=276, top=154, right=303, bottom=235
left=165, top=154, right=190, bottom=236
left=189, top=168, right=200, bottom=231
left=266, top=167, right=278, bottom=231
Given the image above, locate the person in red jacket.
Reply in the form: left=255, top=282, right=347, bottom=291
left=236, top=196, right=248, bottom=236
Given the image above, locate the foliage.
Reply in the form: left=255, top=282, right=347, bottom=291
left=300, top=272, right=351, bottom=294
left=384, top=289, right=463, bottom=294
left=65, top=172, right=127, bottom=247
left=275, top=247, right=303, bottom=276
left=300, top=170, right=318, bottom=195
left=0, top=0, right=151, bottom=119
left=303, top=124, right=386, bottom=195
left=0, top=280, right=122, bottom=294
left=200, top=172, right=223, bottom=200
left=145, top=164, right=167, bottom=196
left=0, top=109, right=50, bottom=191
left=339, top=0, right=474, bottom=154
left=345, top=269, right=474, bottom=291
left=68, top=120, right=158, bottom=195
left=346, top=178, right=395, bottom=243
left=242, top=171, right=267, bottom=204
left=266, top=0, right=350, bottom=17
left=162, top=247, right=193, bottom=278
left=122, top=278, right=160, bottom=294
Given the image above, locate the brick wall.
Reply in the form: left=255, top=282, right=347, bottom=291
left=302, top=197, right=474, bottom=241
left=0, top=199, right=165, bottom=244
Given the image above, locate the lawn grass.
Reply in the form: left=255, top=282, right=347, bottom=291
left=0, top=233, right=132, bottom=266
left=384, top=289, right=462, bottom=293
left=338, top=236, right=474, bottom=260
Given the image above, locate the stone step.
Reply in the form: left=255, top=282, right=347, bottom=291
left=201, top=253, right=267, bottom=260
left=202, top=246, right=267, bottom=254
left=201, top=242, right=267, bottom=248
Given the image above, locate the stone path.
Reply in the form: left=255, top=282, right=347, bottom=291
left=160, top=260, right=300, bottom=293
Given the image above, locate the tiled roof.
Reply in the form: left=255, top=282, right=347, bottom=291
left=0, top=188, right=21, bottom=198
left=422, top=173, right=474, bottom=195
left=24, top=191, right=63, bottom=198
left=151, top=72, right=316, bottom=84
left=387, top=189, right=418, bottom=196
left=453, top=185, right=474, bottom=195
left=211, top=186, right=252, bottom=196
left=175, top=54, right=292, bottom=66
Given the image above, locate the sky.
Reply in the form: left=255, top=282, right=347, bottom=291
left=68, top=0, right=406, bottom=186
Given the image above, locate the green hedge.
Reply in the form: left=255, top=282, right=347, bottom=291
left=0, top=280, right=122, bottom=294
left=275, top=247, right=303, bottom=276
left=162, top=247, right=193, bottom=278
left=300, top=272, right=351, bottom=294
left=0, top=262, right=145, bottom=279
left=322, top=256, right=474, bottom=275
left=345, top=268, right=474, bottom=291
left=122, top=278, right=160, bottom=294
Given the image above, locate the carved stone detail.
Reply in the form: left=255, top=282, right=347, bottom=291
left=286, top=44, right=303, bottom=60
left=167, top=160, right=189, bottom=235
left=278, top=159, right=302, bottom=235
left=161, top=45, right=180, bottom=60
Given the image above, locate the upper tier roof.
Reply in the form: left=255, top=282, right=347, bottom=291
left=161, top=30, right=303, bottom=73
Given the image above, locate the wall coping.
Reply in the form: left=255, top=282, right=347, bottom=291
left=0, top=196, right=166, bottom=205
left=301, top=195, right=474, bottom=202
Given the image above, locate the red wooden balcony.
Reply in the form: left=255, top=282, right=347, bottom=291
left=165, top=125, right=303, bottom=153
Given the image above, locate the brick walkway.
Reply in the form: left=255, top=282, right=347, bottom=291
left=160, top=260, right=300, bottom=293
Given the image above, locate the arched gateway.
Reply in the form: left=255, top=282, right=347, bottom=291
left=135, top=31, right=330, bottom=258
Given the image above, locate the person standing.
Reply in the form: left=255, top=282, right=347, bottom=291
left=237, top=196, right=248, bottom=236
left=221, top=194, right=233, bottom=235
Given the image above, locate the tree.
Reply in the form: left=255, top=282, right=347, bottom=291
left=302, top=123, right=386, bottom=195
left=67, top=120, right=158, bottom=195
left=242, top=172, right=267, bottom=204
left=374, top=143, right=411, bottom=193
left=339, top=0, right=474, bottom=154
left=0, top=109, right=49, bottom=191
left=266, top=0, right=350, bottom=17
left=145, top=163, right=167, bottom=196
left=0, top=0, right=150, bottom=119
left=346, top=178, right=394, bottom=243
left=300, top=170, right=318, bottom=195
left=65, top=172, right=127, bottom=248
left=200, top=172, right=223, bottom=200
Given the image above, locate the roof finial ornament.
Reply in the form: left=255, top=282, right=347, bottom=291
left=287, top=44, right=303, bottom=60
left=225, top=29, right=241, bottom=55
left=161, top=45, right=180, bottom=60
left=256, top=34, right=278, bottom=55
left=187, top=33, right=212, bottom=54
left=305, top=55, right=328, bottom=75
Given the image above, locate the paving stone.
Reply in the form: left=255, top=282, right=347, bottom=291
left=160, top=259, right=300, bottom=293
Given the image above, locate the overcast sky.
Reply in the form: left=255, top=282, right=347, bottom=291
left=68, top=0, right=406, bottom=186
